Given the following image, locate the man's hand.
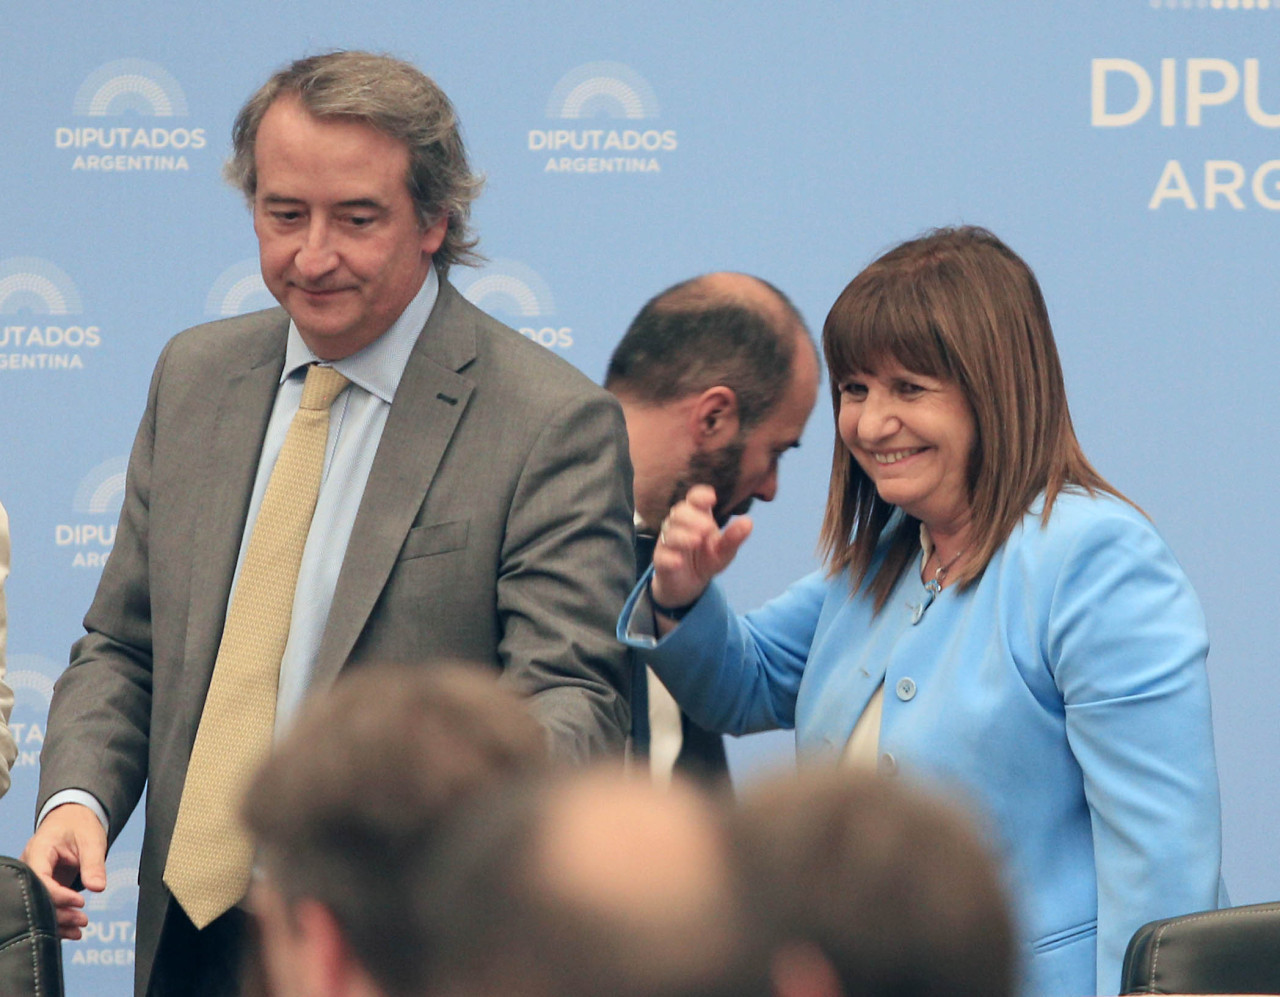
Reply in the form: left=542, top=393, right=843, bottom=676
left=651, top=484, right=753, bottom=613
left=20, top=802, right=107, bottom=939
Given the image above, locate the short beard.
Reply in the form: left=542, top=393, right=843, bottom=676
left=668, top=436, right=749, bottom=527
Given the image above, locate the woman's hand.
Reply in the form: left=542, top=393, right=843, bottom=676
left=651, top=484, right=753, bottom=611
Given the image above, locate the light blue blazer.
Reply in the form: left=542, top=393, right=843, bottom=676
left=621, top=491, right=1223, bottom=997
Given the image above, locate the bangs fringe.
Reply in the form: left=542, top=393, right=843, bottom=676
left=824, top=270, right=957, bottom=384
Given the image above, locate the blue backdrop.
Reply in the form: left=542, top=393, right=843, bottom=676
left=2, top=2, right=1277, bottom=989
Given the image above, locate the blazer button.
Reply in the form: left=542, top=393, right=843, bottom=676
left=878, top=752, right=898, bottom=777
left=895, top=677, right=917, bottom=701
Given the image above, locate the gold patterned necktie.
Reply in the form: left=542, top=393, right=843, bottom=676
left=163, top=362, right=350, bottom=929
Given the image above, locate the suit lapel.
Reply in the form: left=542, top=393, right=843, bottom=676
left=314, top=279, right=477, bottom=686
left=182, top=317, right=287, bottom=699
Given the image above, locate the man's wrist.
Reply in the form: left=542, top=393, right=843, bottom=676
left=648, top=578, right=697, bottom=621
left=38, top=790, right=109, bottom=835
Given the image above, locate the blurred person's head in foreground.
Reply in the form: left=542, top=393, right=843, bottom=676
left=242, top=662, right=548, bottom=997
left=733, top=769, right=1017, bottom=997
left=418, top=765, right=766, bottom=997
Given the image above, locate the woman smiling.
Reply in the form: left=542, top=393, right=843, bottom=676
left=620, top=227, right=1222, bottom=997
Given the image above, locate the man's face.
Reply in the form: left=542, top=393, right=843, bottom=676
left=671, top=436, right=748, bottom=526
left=672, top=343, right=821, bottom=525
left=252, top=96, right=447, bottom=360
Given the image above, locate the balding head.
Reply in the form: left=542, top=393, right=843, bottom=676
left=533, top=770, right=735, bottom=959
left=606, top=272, right=811, bottom=432
left=654, top=271, right=803, bottom=339
left=608, top=273, right=819, bottom=528
left=418, top=767, right=765, bottom=997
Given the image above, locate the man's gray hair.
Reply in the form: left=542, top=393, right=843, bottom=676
left=225, top=50, right=484, bottom=275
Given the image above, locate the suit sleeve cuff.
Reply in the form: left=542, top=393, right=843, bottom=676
left=618, top=566, right=716, bottom=648
left=38, top=789, right=109, bottom=835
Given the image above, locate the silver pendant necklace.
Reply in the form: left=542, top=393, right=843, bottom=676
left=909, top=543, right=969, bottom=625
left=923, top=543, right=969, bottom=596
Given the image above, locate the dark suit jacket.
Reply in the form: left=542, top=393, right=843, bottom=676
left=37, top=278, right=635, bottom=995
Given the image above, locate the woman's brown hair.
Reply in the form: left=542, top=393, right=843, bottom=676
left=818, top=226, right=1129, bottom=611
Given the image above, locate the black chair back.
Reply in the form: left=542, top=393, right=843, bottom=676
left=1122, top=901, right=1280, bottom=994
left=0, top=856, right=64, bottom=997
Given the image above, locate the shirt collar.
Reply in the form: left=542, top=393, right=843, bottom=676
left=280, top=265, right=440, bottom=403
left=918, top=522, right=934, bottom=572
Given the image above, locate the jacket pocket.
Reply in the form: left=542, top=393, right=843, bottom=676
left=397, top=519, right=469, bottom=561
left=1032, top=918, right=1097, bottom=953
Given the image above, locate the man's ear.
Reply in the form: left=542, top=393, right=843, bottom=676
left=291, top=898, right=377, bottom=997
left=770, top=941, right=846, bottom=997
left=689, top=386, right=740, bottom=447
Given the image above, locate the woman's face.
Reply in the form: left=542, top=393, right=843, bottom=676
left=837, top=360, right=977, bottom=533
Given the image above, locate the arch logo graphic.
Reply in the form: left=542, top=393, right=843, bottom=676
left=57, top=456, right=126, bottom=569
left=0, top=257, right=102, bottom=372
left=529, top=62, right=676, bottom=175
left=1092, top=56, right=1280, bottom=209
left=75, top=850, right=141, bottom=970
left=1148, top=0, right=1277, bottom=9
left=5, top=657, right=58, bottom=772
left=206, top=259, right=275, bottom=318
left=74, top=60, right=189, bottom=116
left=456, top=261, right=573, bottom=351
left=56, top=58, right=208, bottom=173
left=546, top=61, right=660, bottom=119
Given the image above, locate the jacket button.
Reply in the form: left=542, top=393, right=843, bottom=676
left=896, top=677, right=917, bottom=701
left=878, top=752, right=898, bottom=776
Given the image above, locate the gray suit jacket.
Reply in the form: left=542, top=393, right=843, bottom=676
left=37, top=278, right=635, bottom=995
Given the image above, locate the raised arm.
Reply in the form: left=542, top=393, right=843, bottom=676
left=649, top=484, right=753, bottom=630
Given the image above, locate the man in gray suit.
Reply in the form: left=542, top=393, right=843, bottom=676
left=22, top=51, right=634, bottom=997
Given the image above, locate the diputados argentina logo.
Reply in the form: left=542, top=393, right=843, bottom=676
left=456, top=261, right=574, bottom=351
left=76, top=851, right=142, bottom=968
left=206, top=259, right=275, bottom=318
left=57, top=456, right=126, bottom=569
left=0, top=257, right=103, bottom=371
left=56, top=58, right=207, bottom=173
left=530, top=62, right=676, bottom=174
left=1093, top=57, right=1280, bottom=209
left=5, top=659, right=57, bottom=772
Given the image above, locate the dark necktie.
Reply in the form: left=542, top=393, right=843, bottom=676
left=630, top=532, right=658, bottom=756
left=635, top=532, right=657, bottom=576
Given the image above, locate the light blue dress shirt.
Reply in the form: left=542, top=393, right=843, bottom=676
left=42, top=267, right=439, bottom=827
left=248, top=267, right=438, bottom=731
